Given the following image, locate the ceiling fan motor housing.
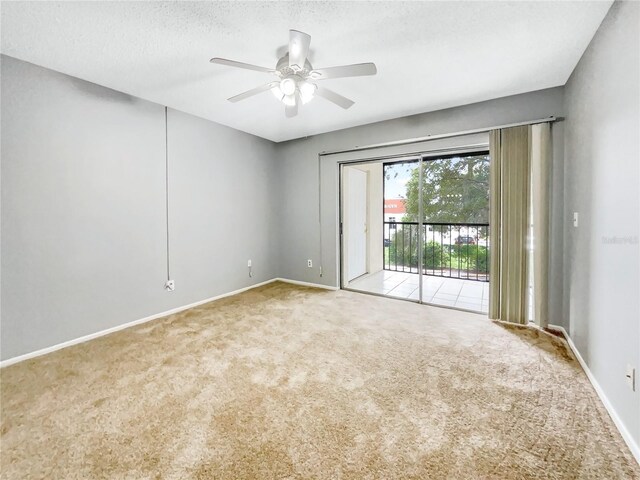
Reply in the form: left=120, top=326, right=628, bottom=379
left=276, top=53, right=313, bottom=77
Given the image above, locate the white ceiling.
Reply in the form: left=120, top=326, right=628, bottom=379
left=1, top=1, right=611, bottom=142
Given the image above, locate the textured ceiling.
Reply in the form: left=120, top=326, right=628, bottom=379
left=1, top=1, right=611, bottom=142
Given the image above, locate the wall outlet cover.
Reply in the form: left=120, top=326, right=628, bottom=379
left=307, top=259, right=313, bottom=268
left=247, top=259, right=252, bottom=267
left=165, top=280, right=175, bottom=292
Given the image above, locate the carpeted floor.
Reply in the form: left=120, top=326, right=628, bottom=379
left=1, top=282, right=638, bottom=479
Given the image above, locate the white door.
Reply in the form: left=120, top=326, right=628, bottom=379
left=346, top=168, right=368, bottom=281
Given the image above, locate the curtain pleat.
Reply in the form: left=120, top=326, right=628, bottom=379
left=489, top=126, right=531, bottom=324
left=489, top=131, right=502, bottom=319
left=530, top=123, right=551, bottom=328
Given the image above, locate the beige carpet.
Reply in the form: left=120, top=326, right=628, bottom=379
left=1, top=282, right=638, bottom=479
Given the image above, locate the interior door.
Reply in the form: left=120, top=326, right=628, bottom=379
left=346, top=168, right=368, bottom=281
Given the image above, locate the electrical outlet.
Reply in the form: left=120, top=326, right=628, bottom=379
left=247, top=259, right=252, bottom=267
left=164, top=279, right=175, bottom=292
left=573, top=212, right=579, bottom=228
left=307, top=259, right=313, bottom=268
left=626, top=365, right=636, bottom=391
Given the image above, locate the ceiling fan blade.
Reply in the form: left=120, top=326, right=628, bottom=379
left=285, top=92, right=300, bottom=118
left=309, top=62, right=377, bottom=80
left=288, top=30, right=311, bottom=70
left=315, top=86, right=355, bottom=109
left=228, top=82, right=279, bottom=103
left=210, top=57, right=275, bottom=74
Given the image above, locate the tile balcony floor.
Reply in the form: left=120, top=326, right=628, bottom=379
left=348, top=270, right=488, bottom=314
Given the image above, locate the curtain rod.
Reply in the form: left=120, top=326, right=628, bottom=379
left=319, top=116, right=560, bottom=157
left=335, top=143, right=490, bottom=166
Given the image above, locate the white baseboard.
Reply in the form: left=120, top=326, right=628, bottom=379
left=3, top=288, right=635, bottom=466
left=0, top=278, right=279, bottom=368
left=275, top=277, right=339, bottom=290
left=0, top=277, right=338, bottom=369
left=548, top=324, right=640, bottom=465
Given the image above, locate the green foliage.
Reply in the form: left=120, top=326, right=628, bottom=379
left=387, top=226, right=419, bottom=269
left=451, top=245, right=489, bottom=274
left=475, top=248, right=489, bottom=274
left=424, top=240, right=450, bottom=269
left=397, top=154, right=490, bottom=224
left=386, top=230, right=488, bottom=275
left=387, top=230, right=451, bottom=269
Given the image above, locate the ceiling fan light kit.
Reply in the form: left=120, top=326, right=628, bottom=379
left=210, top=30, right=377, bottom=117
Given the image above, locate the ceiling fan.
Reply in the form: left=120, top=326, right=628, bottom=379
left=210, top=30, right=377, bottom=118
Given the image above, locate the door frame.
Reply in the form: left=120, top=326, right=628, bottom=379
left=343, top=165, right=369, bottom=283
left=339, top=155, right=422, bottom=292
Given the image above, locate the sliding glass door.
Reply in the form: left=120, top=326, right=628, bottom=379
left=342, top=149, right=490, bottom=313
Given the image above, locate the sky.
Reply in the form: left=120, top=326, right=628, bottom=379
left=384, top=162, right=417, bottom=199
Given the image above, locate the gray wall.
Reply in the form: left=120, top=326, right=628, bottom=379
left=564, top=0, right=640, bottom=447
left=1, top=6, right=637, bottom=451
left=275, top=87, right=566, bottom=327
left=1, top=55, right=279, bottom=360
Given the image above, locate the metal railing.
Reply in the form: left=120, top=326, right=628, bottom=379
left=383, top=222, right=490, bottom=282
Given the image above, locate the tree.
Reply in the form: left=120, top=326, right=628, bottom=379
left=384, top=154, right=490, bottom=277
left=396, top=154, right=490, bottom=223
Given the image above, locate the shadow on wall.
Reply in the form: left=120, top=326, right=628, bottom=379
left=70, top=77, right=136, bottom=104
left=564, top=117, right=595, bottom=364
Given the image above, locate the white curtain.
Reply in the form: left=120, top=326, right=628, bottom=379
left=489, top=123, right=551, bottom=327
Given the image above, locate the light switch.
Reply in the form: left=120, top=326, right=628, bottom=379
left=626, top=365, right=636, bottom=391
left=573, top=212, right=579, bottom=228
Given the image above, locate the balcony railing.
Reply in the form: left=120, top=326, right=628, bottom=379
left=383, top=222, right=490, bottom=282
